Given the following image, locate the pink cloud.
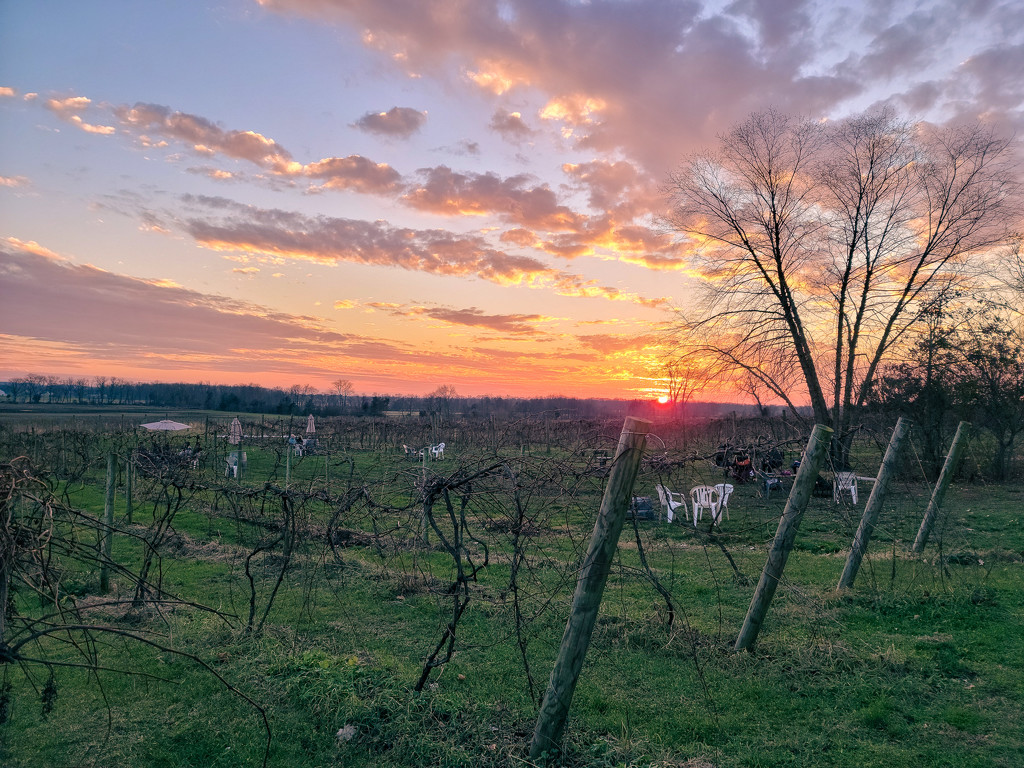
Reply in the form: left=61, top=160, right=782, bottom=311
left=302, top=155, right=403, bottom=193
left=113, top=102, right=294, bottom=168
left=0, top=244, right=349, bottom=359
left=403, top=165, right=583, bottom=231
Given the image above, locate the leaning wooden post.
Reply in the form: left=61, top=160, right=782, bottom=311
left=99, top=452, right=116, bottom=593
left=735, top=424, right=832, bottom=652
left=912, top=421, right=971, bottom=554
left=529, top=417, right=651, bottom=762
left=838, top=417, right=912, bottom=590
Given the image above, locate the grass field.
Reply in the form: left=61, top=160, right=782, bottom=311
left=1, top=412, right=1021, bottom=767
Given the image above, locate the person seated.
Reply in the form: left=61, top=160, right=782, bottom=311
left=731, top=453, right=754, bottom=483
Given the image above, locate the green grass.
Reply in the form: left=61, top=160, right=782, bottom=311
left=2, top=422, right=1023, bottom=767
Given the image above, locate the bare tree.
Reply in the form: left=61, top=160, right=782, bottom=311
left=428, top=384, right=459, bottom=421
left=666, top=108, right=1019, bottom=463
left=661, top=350, right=724, bottom=419
left=952, top=304, right=1024, bottom=480
left=331, top=378, right=354, bottom=411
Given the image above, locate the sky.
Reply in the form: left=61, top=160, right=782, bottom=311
left=1, top=0, right=1022, bottom=400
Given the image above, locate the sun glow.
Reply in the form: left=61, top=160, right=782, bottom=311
left=656, top=395, right=670, bottom=404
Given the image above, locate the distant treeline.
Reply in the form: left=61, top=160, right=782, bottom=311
left=0, top=374, right=753, bottom=420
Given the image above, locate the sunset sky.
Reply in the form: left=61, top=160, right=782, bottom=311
left=2, top=0, right=1022, bottom=399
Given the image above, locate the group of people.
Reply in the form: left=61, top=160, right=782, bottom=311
left=288, top=434, right=317, bottom=454
left=714, top=444, right=786, bottom=484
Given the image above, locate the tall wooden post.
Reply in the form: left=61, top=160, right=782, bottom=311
left=912, top=421, right=971, bottom=554
left=838, top=417, right=911, bottom=590
left=735, top=424, right=832, bottom=652
left=99, top=452, right=116, bottom=593
left=125, top=451, right=134, bottom=525
left=529, top=417, right=651, bottom=762
left=421, top=447, right=430, bottom=546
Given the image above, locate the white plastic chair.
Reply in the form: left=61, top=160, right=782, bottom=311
left=655, top=484, right=688, bottom=524
left=713, top=483, right=734, bottom=521
left=430, top=442, right=446, bottom=460
left=690, top=485, right=722, bottom=526
left=834, top=471, right=858, bottom=504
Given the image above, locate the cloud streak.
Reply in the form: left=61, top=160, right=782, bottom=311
left=177, top=195, right=664, bottom=305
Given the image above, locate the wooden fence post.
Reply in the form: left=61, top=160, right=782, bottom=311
left=125, top=451, right=134, bottom=525
left=838, top=417, right=911, bottom=590
left=99, top=452, right=115, bottom=593
left=529, top=417, right=651, bottom=762
left=912, top=421, right=971, bottom=554
left=735, top=424, right=832, bottom=652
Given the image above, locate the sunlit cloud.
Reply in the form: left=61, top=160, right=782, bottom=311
left=187, top=167, right=239, bottom=182
left=4, top=237, right=63, bottom=260
left=45, top=95, right=115, bottom=134
left=0, top=175, right=30, bottom=188
left=466, top=61, right=529, bottom=95
left=540, top=94, right=607, bottom=127
left=0, top=87, right=16, bottom=98
left=301, top=155, right=403, bottom=193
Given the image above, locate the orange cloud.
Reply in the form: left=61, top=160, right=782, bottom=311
left=45, top=96, right=115, bottom=134
left=4, top=237, right=63, bottom=260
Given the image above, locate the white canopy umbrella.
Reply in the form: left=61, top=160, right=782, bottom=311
left=229, top=417, right=243, bottom=445
left=305, top=414, right=316, bottom=435
left=141, top=419, right=191, bottom=431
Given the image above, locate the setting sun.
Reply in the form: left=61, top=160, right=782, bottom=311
left=656, top=395, right=670, bottom=404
